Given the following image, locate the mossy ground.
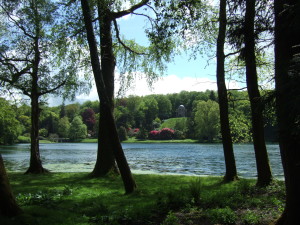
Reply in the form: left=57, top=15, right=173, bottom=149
left=1, top=173, right=285, bottom=225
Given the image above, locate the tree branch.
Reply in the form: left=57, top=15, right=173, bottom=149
left=225, top=50, right=241, bottom=58
left=1, top=5, right=35, bottom=39
left=39, top=79, right=67, bottom=96
left=131, top=12, right=155, bottom=29
left=113, top=19, right=148, bottom=56
left=112, top=0, right=149, bottom=19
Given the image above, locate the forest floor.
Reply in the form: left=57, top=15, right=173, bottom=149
left=1, top=173, right=285, bottom=225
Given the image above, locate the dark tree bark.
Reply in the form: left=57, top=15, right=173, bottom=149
left=91, top=3, right=118, bottom=177
left=0, top=154, right=22, bottom=217
left=25, top=36, right=47, bottom=174
left=244, top=0, right=272, bottom=186
left=81, top=0, right=136, bottom=193
left=91, top=0, right=148, bottom=177
left=216, top=0, right=238, bottom=182
left=25, top=92, right=47, bottom=174
left=274, top=0, right=300, bottom=224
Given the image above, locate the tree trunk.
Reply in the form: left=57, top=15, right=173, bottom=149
left=216, top=0, right=238, bottom=182
left=81, top=0, right=136, bottom=193
left=274, top=0, right=300, bottom=224
left=244, top=0, right=272, bottom=186
left=0, top=154, right=22, bottom=217
left=92, top=101, right=119, bottom=176
left=25, top=44, right=47, bottom=174
left=91, top=1, right=118, bottom=177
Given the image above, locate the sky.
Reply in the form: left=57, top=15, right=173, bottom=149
left=49, top=2, right=240, bottom=106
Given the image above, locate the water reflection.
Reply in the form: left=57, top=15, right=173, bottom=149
left=0, top=143, right=283, bottom=179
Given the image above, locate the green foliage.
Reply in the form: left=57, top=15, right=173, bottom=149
left=242, top=210, right=261, bottom=225
left=161, top=211, right=180, bottom=225
left=16, top=186, right=72, bottom=208
left=3, top=173, right=284, bottom=225
left=140, top=96, right=159, bottom=130
left=11, top=90, right=274, bottom=143
left=69, top=116, right=87, bottom=141
left=193, top=100, right=220, bottom=141
left=57, top=116, right=70, bottom=138
left=206, top=207, right=237, bottom=225
left=0, top=98, right=22, bottom=145
left=136, top=128, right=148, bottom=140
left=117, top=126, right=128, bottom=142
left=17, top=136, right=30, bottom=143
left=189, top=178, right=202, bottom=205
left=156, top=95, right=172, bottom=119
left=161, top=117, right=187, bottom=131
left=39, top=128, right=48, bottom=138
left=40, top=109, right=59, bottom=135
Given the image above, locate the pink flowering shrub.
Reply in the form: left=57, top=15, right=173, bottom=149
left=127, top=128, right=140, bottom=137
left=148, top=128, right=175, bottom=140
left=148, top=130, right=160, bottom=140
left=159, top=128, right=175, bottom=140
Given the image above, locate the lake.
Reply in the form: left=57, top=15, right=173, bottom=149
left=0, top=143, right=284, bottom=179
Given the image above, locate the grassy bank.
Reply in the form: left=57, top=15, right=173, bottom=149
left=79, top=138, right=199, bottom=144
left=2, top=173, right=285, bottom=225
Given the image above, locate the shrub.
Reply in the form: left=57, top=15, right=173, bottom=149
left=136, top=128, right=148, bottom=140
left=189, top=178, right=202, bottom=205
left=39, top=128, right=48, bottom=137
left=127, top=128, right=140, bottom=137
left=161, top=211, right=180, bottom=225
left=148, top=130, right=160, bottom=140
left=48, top=133, right=59, bottom=142
left=242, top=210, right=261, bottom=225
left=159, top=128, right=175, bottom=140
left=174, top=130, right=185, bottom=139
left=206, top=207, right=237, bottom=225
left=118, top=126, right=128, bottom=141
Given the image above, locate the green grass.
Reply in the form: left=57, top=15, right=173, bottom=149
left=17, top=136, right=54, bottom=144
left=123, top=137, right=198, bottom=143
left=160, top=117, right=188, bottom=130
left=79, top=137, right=199, bottom=143
left=79, top=138, right=98, bottom=143
left=17, top=136, right=30, bottom=143
left=1, top=173, right=285, bottom=225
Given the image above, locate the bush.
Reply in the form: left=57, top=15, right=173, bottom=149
left=118, top=126, right=128, bottom=141
left=206, top=207, right=237, bottom=225
left=39, top=128, right=48, bottom=137
left=128, top=128, right=140, bottom=137
left=159, top=128, right=175, bottom=140
left=48, top=133, right=59, bottom=142
left=242, top=210, right=261, bottom=225
left=148, top=130, right=160, bottom=140
left=148, top=128, right=175, bottom=140
left=161, top=211, right=180, bottom=225
left=18, top=136, right=30, bottom=143
left=136, top=128, right=148, bottom=140
left=174, top=130, right=185, bottom=139
left=189, top=178, right=202, bottom=205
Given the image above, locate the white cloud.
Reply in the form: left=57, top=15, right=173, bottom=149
left=75, top=73, right=240, bottom=102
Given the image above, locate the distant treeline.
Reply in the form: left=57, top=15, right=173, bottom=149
left=0, top=90, right=277, bottom=144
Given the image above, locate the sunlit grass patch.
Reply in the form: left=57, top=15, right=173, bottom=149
left=3, top=173, right=285, bottom=225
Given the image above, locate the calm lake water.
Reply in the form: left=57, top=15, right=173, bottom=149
left=0, top=143, right=283, bottom=179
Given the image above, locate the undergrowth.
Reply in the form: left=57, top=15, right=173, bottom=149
left=1, top=173, right=285, bottom=225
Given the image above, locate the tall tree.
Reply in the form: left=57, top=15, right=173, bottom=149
left=244, top=0, right=272, bottom=186
left=83, top=0, right=174, bottom=176
left=0, top=154, right=22, bottom=217
left=274, top=0, right=300, bottom=224
left=0, top=0, right=83, bottom=173
left=80, top=0, right=136, bottom=193
left=216, top=0, right=238, bottom=181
